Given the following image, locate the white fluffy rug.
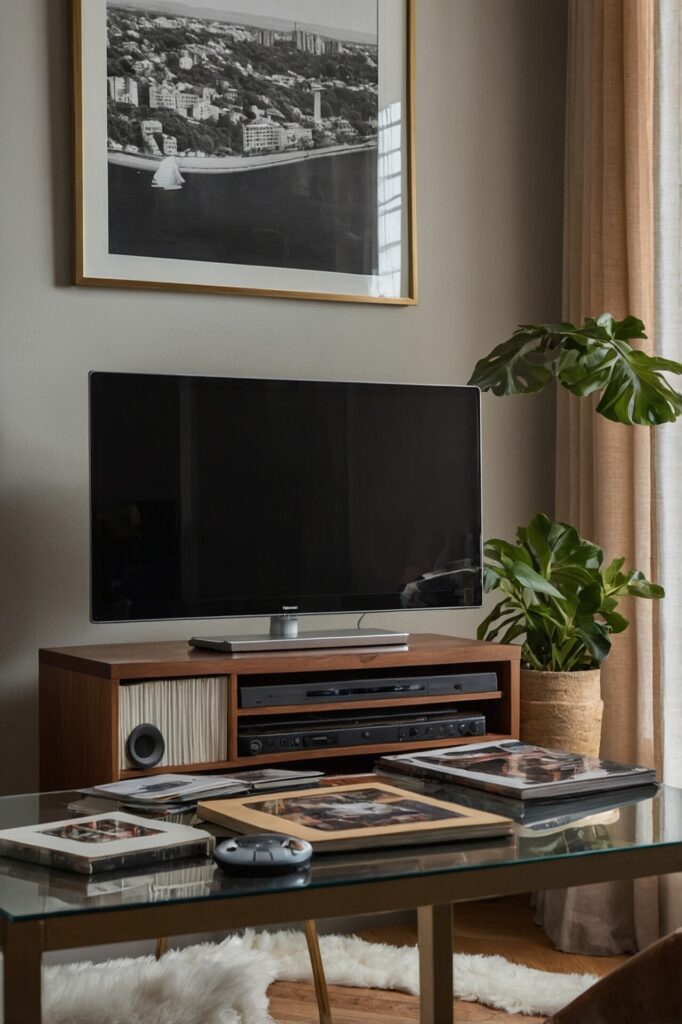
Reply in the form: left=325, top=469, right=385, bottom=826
left=0, top=929, right=598, bottom=1023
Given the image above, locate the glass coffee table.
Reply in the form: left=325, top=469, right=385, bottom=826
left=2, top=783, right=682, bottom=1024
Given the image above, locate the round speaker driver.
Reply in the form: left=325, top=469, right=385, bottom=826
left=127, top=723, right=165, bottom=768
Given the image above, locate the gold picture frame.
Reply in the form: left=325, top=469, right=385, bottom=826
left=72, top=0, right=417, bottom=305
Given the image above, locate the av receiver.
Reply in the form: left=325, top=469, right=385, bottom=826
left=239, top=671, right=498, bottom=708
left=238, top=709, right=486, bottom=756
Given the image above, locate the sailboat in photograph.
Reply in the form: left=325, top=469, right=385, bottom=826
left=151, top=157, right=185, bottom=191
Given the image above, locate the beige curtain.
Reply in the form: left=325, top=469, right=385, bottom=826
left=536, top=0, right=662, bottom=954
left=654, top=0, right=682, bottom=942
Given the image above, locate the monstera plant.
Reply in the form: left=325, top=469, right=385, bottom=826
left=469, top=313, right=680, bottom=756
left=469, top=313, right=682, bottom=425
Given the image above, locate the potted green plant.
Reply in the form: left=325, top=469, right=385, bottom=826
left=468, top=314, right=682, bottom=755
left=478, top=513, right=662, bottom=754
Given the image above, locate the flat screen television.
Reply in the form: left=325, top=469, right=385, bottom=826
left=90, top=373, right=482, bottom=646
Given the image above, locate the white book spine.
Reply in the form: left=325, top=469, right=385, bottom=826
left=119, top=677, right=229, bottom=769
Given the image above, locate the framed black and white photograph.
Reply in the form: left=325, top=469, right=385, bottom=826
left=72, top=0, right=416, bottom=304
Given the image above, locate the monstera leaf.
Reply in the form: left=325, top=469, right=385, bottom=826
left=477, top=513, right=664, bottom=671
left=469, top=314, right=682, bottom=425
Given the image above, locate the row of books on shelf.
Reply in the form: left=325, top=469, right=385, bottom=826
left=0, top=741, right=658, bottom=875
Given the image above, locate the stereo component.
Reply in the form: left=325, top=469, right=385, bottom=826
left=239, top=671, right=498, bottom=709
left=238, top=709, right=486, bottom=756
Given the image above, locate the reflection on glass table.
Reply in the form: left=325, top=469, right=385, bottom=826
left=0, top=782, right=679, bottom=923
left=4, top=783, right=682, bottom=1024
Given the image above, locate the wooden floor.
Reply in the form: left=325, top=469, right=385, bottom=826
left=267, top=897, right=628, bottom=1024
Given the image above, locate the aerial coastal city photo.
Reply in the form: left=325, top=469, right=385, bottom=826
left=105, top=0, right=381, bottom=275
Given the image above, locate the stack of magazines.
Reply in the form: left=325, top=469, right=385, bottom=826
left=376, top=739, right=658, bottom=836
left=74, top=768, right=324, bottom=822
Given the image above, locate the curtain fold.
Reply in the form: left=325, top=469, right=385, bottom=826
left=654, top=0, right=682, bottom=938
left=537, top=0, right=662, bottom=954
left=557, top=0, right=657, bottom=770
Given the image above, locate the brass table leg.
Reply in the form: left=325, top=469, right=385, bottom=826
left=418, top=904, right=453, bottom=1024
left=304, top=919, right=332, bottom=1024
left=3, top=920, right=43, bottom=1024
left=155, top=935, right=168, bottom=959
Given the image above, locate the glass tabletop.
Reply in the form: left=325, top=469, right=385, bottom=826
left=0, top=781, right=679, bottom=922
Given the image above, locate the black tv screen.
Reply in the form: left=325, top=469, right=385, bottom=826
left=90, top=373, right=482, bottom=622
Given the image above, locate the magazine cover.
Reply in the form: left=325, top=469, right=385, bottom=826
left=377, top=740, right=657, bottom=800
left=83, top=774, right=247, bottom=803
left=198, top=782, right=512, bottom=852
left=83, top=768, right=324, bottom=806
left=0, top=812, right=214, bottom=875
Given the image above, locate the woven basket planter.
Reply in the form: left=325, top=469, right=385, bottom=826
left=519, top=668, right=603, bottom=757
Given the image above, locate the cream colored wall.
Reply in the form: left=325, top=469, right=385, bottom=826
left=0, top=0, right=566, bottom=794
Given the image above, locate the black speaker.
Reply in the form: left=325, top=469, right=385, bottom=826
left=126, top=723, right=165, bottom=769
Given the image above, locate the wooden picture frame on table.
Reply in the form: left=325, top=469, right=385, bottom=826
left=198, top=782, right=513, bottom=851
left=72, top=0, right=417, bottom=305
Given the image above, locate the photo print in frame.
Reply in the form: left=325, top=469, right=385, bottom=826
left=72, top=0, right=417, bottom=303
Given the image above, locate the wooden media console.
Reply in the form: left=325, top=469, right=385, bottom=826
left=39, top=633, right=520, bottom=790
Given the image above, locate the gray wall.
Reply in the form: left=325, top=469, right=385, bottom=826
left=0, top=0, right=566, bottom=794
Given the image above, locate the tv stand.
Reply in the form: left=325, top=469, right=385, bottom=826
left=39, top=633, right=520, bottom=790
left=190, top=616, right=409, bottom=652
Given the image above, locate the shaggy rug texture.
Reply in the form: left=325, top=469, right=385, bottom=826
left=0, top=929, right=599, bottom=1023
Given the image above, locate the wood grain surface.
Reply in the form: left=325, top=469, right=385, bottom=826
left=268, top=897, right=627, bottom=1024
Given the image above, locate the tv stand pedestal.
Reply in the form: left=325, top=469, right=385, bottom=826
left=190, top=616, right=409, bottom=652
left=39, top=633, right=520, bottom=790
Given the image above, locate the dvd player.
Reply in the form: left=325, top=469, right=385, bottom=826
left=238, top=709, right=486, bottom=756
left=239, top=671, right=498, bottom=708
